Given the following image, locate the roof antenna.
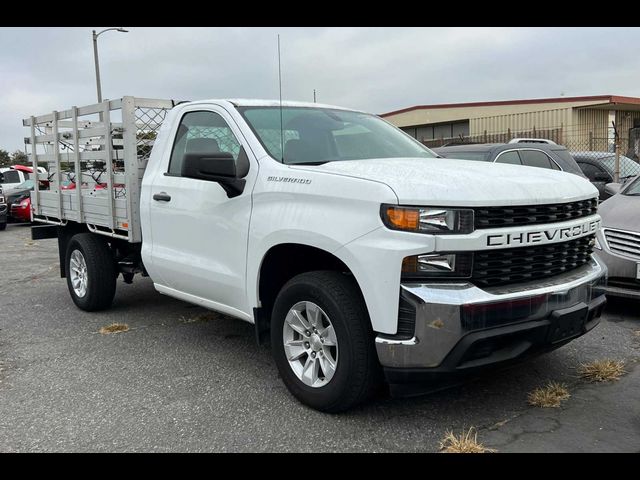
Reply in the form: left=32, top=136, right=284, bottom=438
left=278, top=34, right=284, bottom=163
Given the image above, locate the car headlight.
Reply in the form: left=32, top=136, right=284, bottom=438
left=402, top=252, right=473, bottom=279
left=381, top=205, right=474, bottom=234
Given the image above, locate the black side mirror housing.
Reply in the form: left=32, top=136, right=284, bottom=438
left=181, top=147, right=249, bottom=198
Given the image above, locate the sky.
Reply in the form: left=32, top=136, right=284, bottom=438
left=1, top=26, right=639, bottom=151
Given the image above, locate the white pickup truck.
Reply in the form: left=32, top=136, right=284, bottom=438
left=25, top=97, right=607, bottom=412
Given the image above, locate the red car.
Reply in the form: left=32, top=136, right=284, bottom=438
left=10, top=196, right=31, bottom=223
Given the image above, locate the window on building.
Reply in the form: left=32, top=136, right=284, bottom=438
left=416, top=126, right=434, bottom=141
left=433, top=124, right=452, bottom=139
left=451, top=122, right=470, bottom=138
left=401, top=127, right=417, bottom=139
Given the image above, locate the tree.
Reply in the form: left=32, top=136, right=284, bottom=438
left=0, top=149, right=10, bottom=168
left=10, top=150, right=28, bottom=165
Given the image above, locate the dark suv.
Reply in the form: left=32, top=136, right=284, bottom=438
left=571, top=151, right=640, bottom=200
left=433, top=142, right=587, bottom=178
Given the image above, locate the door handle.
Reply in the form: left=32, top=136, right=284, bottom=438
left=153, top=192, right=171, bottom=202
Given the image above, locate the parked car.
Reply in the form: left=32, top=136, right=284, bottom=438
left=6, top=179, right=34, bottom=223
left=571, top=152, right=640, bottom=200
left=433, top=143, right=588, bottom=178
left=0, top=192, right=7, bottom=230
left=595, top=176, right=640, bottom=299
left=0, top=165, right=46, bottom=195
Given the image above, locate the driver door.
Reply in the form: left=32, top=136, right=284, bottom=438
left=146, top=106, right=256, bottom=318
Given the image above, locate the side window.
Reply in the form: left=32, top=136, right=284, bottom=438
left=520, top=150, right=554, bottom=169
left=0, top=170, right=21, bottom=184
left=578, top=162, right=598, bottom=181
left=168, top=111, right=241, bottom=176
left=495, top=151, right=522, bottom=165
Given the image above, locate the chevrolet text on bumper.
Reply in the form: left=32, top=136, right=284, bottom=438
left=24, top=97, right=606, bottom=412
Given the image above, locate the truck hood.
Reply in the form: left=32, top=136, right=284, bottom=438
left=598, top=193, right=640, bottom=232
left=293, top=157, right=598, bottom=206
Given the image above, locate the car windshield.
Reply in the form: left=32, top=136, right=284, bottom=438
left=15, top=179, right=34, bottom=190
left=238, top=106, right=437, bottom=164
left=596, top=155, right=639, bottom=179
left=624, top=176, right=640, bottom=195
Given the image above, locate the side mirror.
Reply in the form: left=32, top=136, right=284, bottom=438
left=604, top=182, right=622, bottom=196
left=182, top=151, right=237, bottom=181
left=181, top=150, right=247, bottom=198
left=593, top=172, right=611, bottom=182
left=0, top=172, right=4, bottom=183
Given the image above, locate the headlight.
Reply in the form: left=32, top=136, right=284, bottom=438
left=402, top=252, right=473, bottom=279
left=381, top=205, right=474, bottom=234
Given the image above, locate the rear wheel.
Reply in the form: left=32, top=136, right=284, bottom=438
left=271, top=271, right=381, bottom=412
left=65, top=233, right=117, bottom=311
left=0, top=222, right=6, bottom=231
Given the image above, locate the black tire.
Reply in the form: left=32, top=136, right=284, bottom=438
left=0, top=222, right=6, bottom=231
left=271, top=271, right=382, bottom=413
left=65, top=233, right=117, bottom=311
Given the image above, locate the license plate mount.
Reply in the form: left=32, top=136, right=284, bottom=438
left=548, top=303, right=589, bottom=344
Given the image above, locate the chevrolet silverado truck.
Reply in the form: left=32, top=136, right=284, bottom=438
left=25, top=97, right=607, bottom=412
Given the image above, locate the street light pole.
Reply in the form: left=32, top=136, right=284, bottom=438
left=92, top=27, right=129, bottom=103
left=92, top=30, right=102, bottom=102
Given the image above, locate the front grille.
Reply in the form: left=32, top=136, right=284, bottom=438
left=474, top=198, right=598, bottom=229
left=472, top=235, right=595, bottom=288
left=604, top=228, right=640, bottom=261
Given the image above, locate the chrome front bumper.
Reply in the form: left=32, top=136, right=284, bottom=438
left=376, top=256, right=608, bottom=370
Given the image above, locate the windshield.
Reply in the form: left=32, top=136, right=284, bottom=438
left=624, top=176, right=640, bottom=195
left=16, top=179, right=34, bottom=190
left=238, top=107, right=437, bottom=164
left=597, top=155, right=640, bottom=179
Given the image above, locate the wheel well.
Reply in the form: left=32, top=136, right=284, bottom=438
left=255, top=243, right=359, bottom=344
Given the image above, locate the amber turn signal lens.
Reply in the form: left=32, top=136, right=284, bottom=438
left=385, top=206, right=419, bottom=231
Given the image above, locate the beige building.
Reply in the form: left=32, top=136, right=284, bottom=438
left=381, top=95, right=640, bottom=150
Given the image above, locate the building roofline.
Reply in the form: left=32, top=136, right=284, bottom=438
left=380, top=95, right=640, bottom=117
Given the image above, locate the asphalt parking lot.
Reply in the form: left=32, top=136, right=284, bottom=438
left=0, top=223, right=639, bottom=452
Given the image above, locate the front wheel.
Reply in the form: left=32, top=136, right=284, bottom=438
left=0, top=222, right=6, bottom=231
left=271, top=271, right=381, bottom=412
left=65, top=233, right=117, bottom=311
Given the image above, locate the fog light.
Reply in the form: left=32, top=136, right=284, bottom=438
left=402, top=252, right=472, bottom=279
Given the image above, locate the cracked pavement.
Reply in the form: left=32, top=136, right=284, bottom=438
left=0, top=223, right=639, bottom=452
